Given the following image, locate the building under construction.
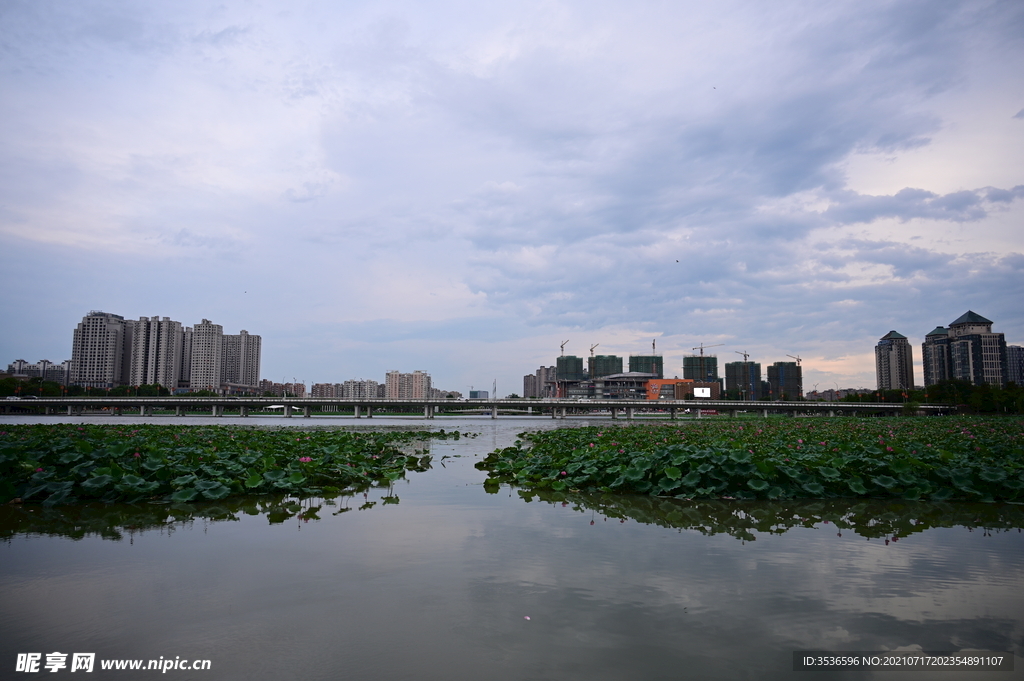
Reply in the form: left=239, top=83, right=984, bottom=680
left=588, top=354, right=623, bottom=379
left=767, top=361, right=802, bottom=400
left=725, top=361, right=762, bottom=400
left=628, top=355, right=663, bottom=378
left=683, top=355, right=719, bottom=382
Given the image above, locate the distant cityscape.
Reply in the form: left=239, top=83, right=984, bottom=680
left=3, top=310, right=459, bottom=399
left=3, top=309, right=1021, bottom=402
left=521, top=310, right=1022, bottom=401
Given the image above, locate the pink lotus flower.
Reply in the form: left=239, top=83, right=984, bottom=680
left=299, top=457, right=312, bottom=462
left=133, top=452, right=141, bottom=458
left=561, top=471, right=567, bottom=476
left=36, top=467, right=44, bottom=472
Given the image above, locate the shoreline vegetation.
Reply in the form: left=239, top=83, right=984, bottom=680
left=0, top=424, right=463, bottom=505
left=476, top=416, right=1024, bottom=503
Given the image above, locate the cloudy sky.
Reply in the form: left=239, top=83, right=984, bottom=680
left=2, top=0, right=1022, bottom=394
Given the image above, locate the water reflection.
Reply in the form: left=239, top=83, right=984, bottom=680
left=516, top=490, right=1024, bottom=542
left=0, top=489, right=400, bottom=542
left=5, top=487, right=1021, bottom=545
left=2, top=419, right=1023, bottom=680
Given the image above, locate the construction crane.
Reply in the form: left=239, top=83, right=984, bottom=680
left=735, top=350, right=750, bottom=362
left=590, top=343, right=599, bottom=357
left=560, top=340, right=569, bottom=356
left=692, top=343, right=724, bottom=382
left=787, top=354, right=802, bottom=365
left=652, top=338, right=657, bottom=354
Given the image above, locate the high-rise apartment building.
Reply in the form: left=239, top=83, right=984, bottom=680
left=523, top=373, right=538, bottom=398
left=190, top=319, right=223, bottom=392
left=589, top=355, right=623, bottom=379
left=725, top=361, right=762, bottom=400
left=385, top=371, right=431, bottom=398
left=556, top=356, right=585, bottom=382
left=524, top=366, right=557, bottom=397
left=222, top=330, right=261, bottom=387
left=70, top=311, right=133, bottom=388
left=628, top=355, right=663, bottom=379
left=683, top=355, right=718, bottom=382
left=7, top=359, right=71, bottom=385
left=129, top=316, right=183, bottom=390
left=179, top=326, right=193, bottom=389
left=875, top=331, right=914, bottom=391
left=921, top=312, right=1008, bottom=388
left=767, top=361, right=802, bottom=400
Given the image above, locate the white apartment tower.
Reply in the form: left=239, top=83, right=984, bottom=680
left=222, top=330, right=262, bottom=387
left=190, top=319, right=223, bottom=392
left=129, top=316, right=183, bottom=390
left=70, top=311, right=133, bottom=388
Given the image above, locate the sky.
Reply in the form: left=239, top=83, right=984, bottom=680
left=1, top=0, right=1022, bottom=396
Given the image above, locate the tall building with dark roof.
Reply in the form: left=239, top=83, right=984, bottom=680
left=946, top=311, right=1007, bottom=387
left=921, top=326, right=952, bottom=386
left=875, top=330, right=914, bottom=391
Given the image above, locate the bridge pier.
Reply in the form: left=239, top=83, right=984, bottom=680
left=366, top=407, right=373, bottom=418
left=68, top=405, right=73, bottom=416
left=611, top=407, right=618, bottom=420
left=626, top=407, right=633, bottom=421
left=730, top=410, right=738, bottom=418
left=240, top=406, right=248, bottom=417
left=828, top=410, right=835, bottom=417
left=303, top=406, right=311, bottom=418
left=175, top=406, right=182, bottom=416
left=670, top=407, right=676, bottom=420
left=762, top=409, right=769, bottom=418
left=354, top=405, right=360, bottom=418
left=283, top=405, right=291, bottom=418
left=140, top=405, right=147, bottom=416
left=491, top=406, right=497, bottom=419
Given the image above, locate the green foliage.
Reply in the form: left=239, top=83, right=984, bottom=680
left=475, top=416, right=1024, bottom=501
left=0, top=424, right=453, bottom=505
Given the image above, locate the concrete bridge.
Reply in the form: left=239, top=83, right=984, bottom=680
left=1, top=396, right=949, bottom=419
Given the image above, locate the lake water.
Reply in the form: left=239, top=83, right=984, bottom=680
left=2, top=415, right=1023, bottom=680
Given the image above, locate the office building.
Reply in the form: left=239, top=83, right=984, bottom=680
left=922, top=312, right=1008, bottom=388
left=947, top=311, right=1008, bottom=387
left=875, top=330, right=914, bottom=391
left=1006, top=346, right=1023, bottom=386
left=921, top=327, right=952, bottom=387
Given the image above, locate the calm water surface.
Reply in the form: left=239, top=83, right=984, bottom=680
left=2, top=415, right=1023, bottom=680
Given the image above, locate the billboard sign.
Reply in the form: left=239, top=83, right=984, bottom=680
left=694, top=387, right=711, bottom=398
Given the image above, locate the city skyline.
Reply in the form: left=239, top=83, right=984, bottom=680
left=1, top=1, right=1022, bottom=396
